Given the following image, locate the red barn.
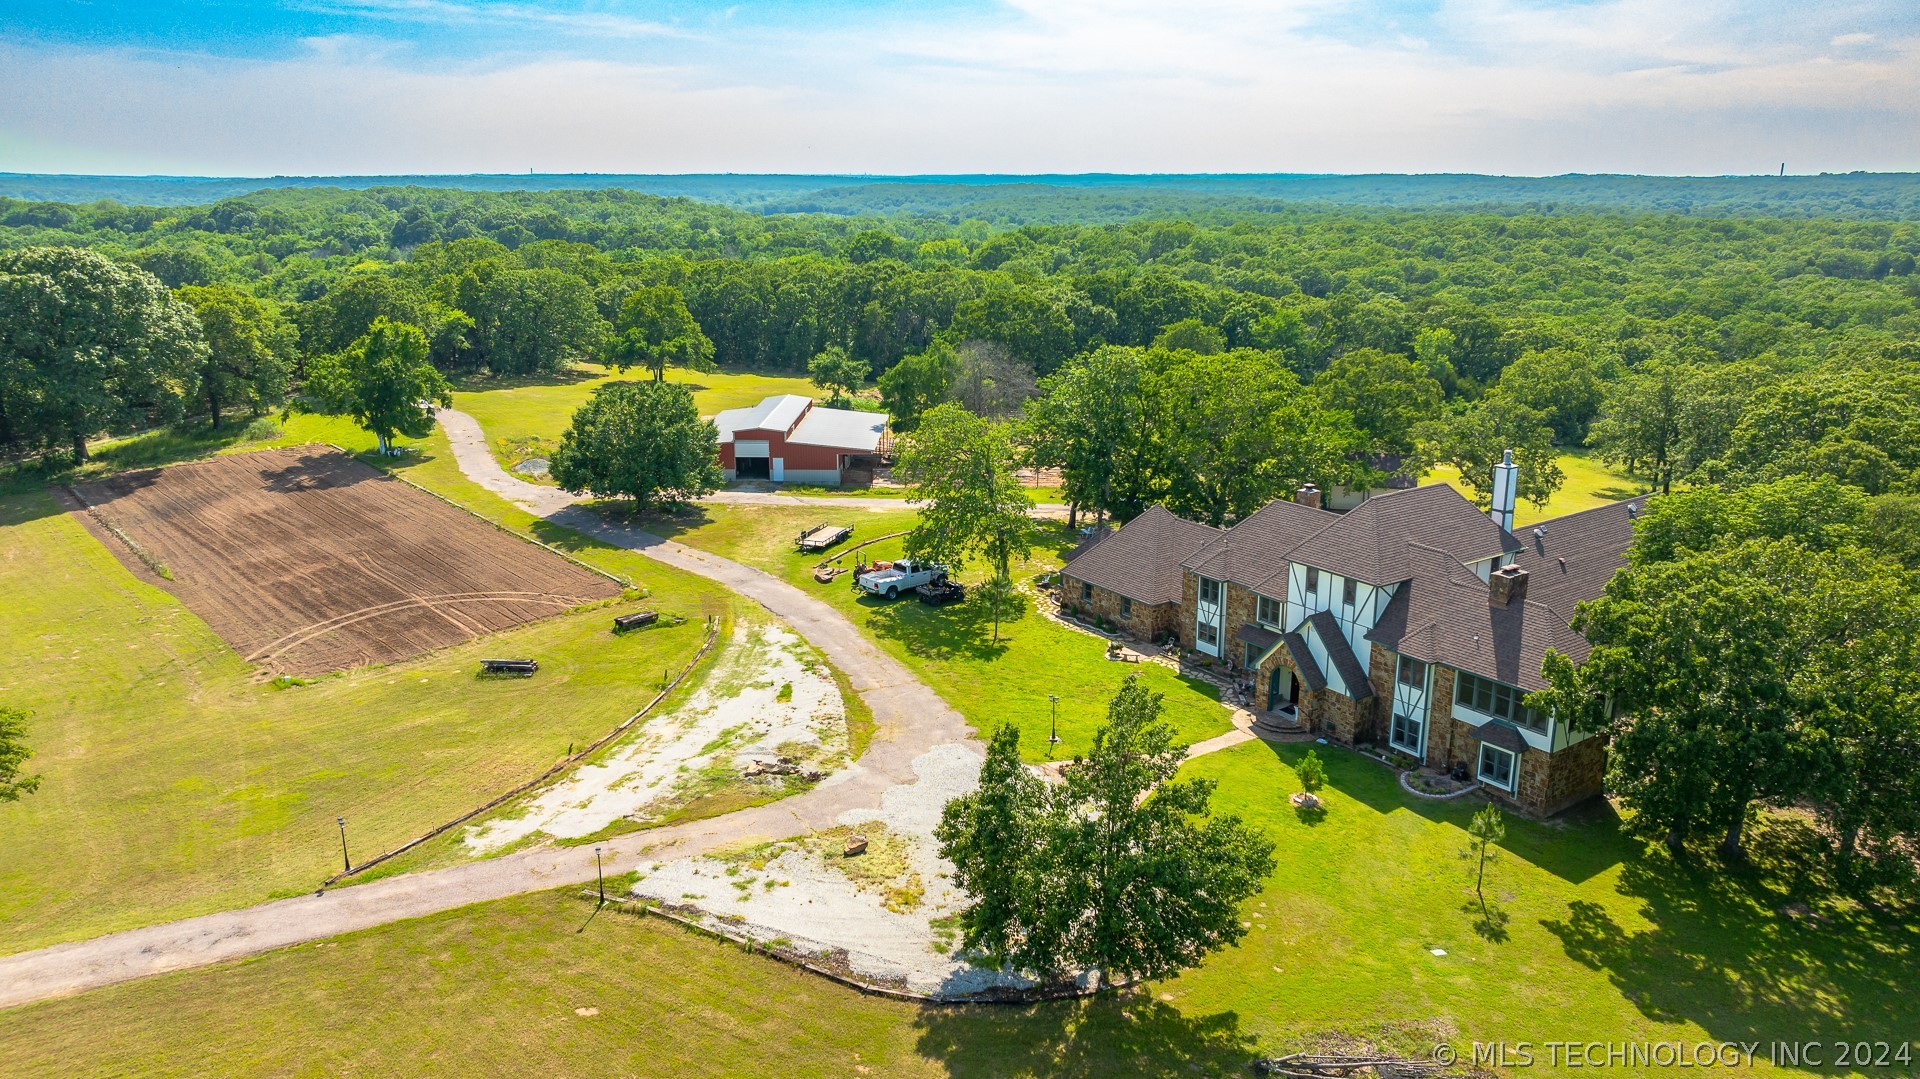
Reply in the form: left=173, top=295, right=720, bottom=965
left=713, top=394, right=888, bottom=486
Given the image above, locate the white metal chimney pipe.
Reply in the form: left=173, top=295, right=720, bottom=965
left=1490, top=448, right=1518, bottom=535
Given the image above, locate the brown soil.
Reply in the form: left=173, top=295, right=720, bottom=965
left=71, top=447, right=620, bottom=674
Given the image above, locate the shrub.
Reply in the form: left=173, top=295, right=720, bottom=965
left=242, top=416, right=282, bottom=441
left=1296, top=749, right=1326, bottom=792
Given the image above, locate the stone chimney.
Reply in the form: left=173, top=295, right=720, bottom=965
left=1490, top=563, right=1530, bottom=607
left=1297, top=483, right=1322, bottom=509
left=1489, top=448, right=1518, bottom=533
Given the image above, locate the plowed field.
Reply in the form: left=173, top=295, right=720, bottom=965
left=71, top=447, right=620, bottom=673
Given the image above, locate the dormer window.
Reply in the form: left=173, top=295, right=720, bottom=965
left=1342, top=577, right=1357, bottom=607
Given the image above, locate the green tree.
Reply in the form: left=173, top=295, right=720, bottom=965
left=462, top=267, right=605, bottom=376
left=604, top=285, right=715, bottom=382
left=1413, top=396, right=1564, bottom=509
left=1537, top=539, right=1814, bottom=858
left=1492, top=347, right=1605, bottom=443
left=0, top=246, right=204, bottom=460
left=878, top=341, right=961, bottom=430
left=933, top=724, right=1053, bottom=968
left=0, top=707, right=41, bottom=804
left=1151, top=318, right=1226, bottom=355
left=1294, top=749, right=1326, bottom=792
left=1587, top=360, right=1687, bottom=493
left=177, top=285, right=297, bottom=428
left=305, top=318, right=451, bottom=455
left=1152, top=349, right=1366, bottom=526
left=1312, top=347, right=1443, bottom=454
left=1722, top=356, right=1920, bottom=495
left=1023, top=345, right=1156, bottom=525
left=937, top=676, right=1274, bottom=985
left=896, top=403, right=1034, bottom=640
left=549, top=381, right=722, bottom=510
left=1465, top=803, right=1505, bottom=931
left=806, top=345, right=868, bottom=407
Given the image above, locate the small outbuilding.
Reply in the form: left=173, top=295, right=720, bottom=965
left=714, top=395, right=887, bottom=486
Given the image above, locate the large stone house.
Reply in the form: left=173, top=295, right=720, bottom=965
left=1061, top=464, right=1641, bottom=817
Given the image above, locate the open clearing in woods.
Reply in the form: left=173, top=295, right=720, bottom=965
left=72, top=446, right=621, bottom=674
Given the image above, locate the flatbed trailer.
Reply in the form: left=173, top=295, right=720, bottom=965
left=796, top=523, right=853, bottom=552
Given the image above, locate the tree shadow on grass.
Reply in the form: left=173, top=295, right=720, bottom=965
left=450, top=365, right=611, bottom=393
left=1539, top=817, right=1920, bottom=1059
left=913, top=993, right=1257, bottom=1078
left=860, top=587, right=1019, bottom=663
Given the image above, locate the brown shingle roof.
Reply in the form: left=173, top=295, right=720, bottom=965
left=1182, top=498, right=1338, bottom=591
left=1061, top=505, right=1221, bottom=606
left=1282, top=631, right=1326, bottom=692
left=1286, top=484, right=1521, bottom=586
left=1510, top=496, right=1644, bottom=630
left=1306, top=609, right=1375, bottom=700
left=1365, top=542, right=1601, bottom=693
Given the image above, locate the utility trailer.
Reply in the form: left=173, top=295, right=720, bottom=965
left=795, top=523, right=853, bottom=552
left=480, top=658, right=539, bottom=677
left=916, top=580, right=966, bottom=606
left=613, top=610, right=659, bottom=631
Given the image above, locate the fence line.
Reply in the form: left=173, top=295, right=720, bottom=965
left=322, top=617, right=722, bottom=886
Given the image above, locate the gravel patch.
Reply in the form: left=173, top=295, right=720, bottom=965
left=631, top=741, right=1039, bottom=997
left=464, top=623, right=848, bottom=851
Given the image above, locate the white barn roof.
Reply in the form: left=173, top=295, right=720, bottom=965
left=713, top=394, right=886, bottom=453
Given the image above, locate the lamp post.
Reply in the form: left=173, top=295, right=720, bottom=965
left=336, top=816, right=350, bottom=873
left=595, top=846, right=605, bottom=904
left=1048, top=694, right=1061, bottom=747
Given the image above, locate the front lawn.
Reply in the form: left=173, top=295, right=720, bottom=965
left=636, top=501, right=1236, bottom=759
left=9, top=743, right=1908, bottom=1075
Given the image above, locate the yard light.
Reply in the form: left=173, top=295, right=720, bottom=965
left=595, top=846, right=605, bottom=904
left=1048, top=694, right=1061, bottom=747
left=336, top=816, right=350, bottom=874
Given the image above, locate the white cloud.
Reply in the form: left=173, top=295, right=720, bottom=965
left=0, top=2, right=1916, bottom=175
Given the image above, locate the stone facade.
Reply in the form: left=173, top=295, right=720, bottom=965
left=1170, top=560, right=1608, bottom=819
left=1060, top=575, right=1182, bottom=643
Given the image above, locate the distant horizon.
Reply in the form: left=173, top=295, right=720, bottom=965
left=4, top=2, right=1915, bottom=176
left=5, top=169, right=1912, bottom=182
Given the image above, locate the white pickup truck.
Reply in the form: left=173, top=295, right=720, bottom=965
left=855, top=558, right=949, bottom=599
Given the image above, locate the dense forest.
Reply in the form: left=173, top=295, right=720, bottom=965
left=3, top=180, right=1919, bottom=878
left=1, top=183, right=1917, bottom=510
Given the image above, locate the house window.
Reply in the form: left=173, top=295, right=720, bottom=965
left=1305, top=567, right=1319, bottom=595
left=1390, top=711, right=1424, bottom=756
left=1478, top=743, right=1517, bottom=792
left=1256, top=594, right=1282, bottom=627
left=1455, top=673, right=1547, bottom=733
left=1199, top=577, right=1221, bottom=604
left=1119, top=596, right=1132, bottom=618
left=1245, top=642, right=1261, bottom=669
left=1397, top=655, right=1427, bottom=689
left=1197, top=622, right=1219, bottom=646
left=1342, top=577, right=1357, bottom=607
left=1080, top=581, right=1093, bottom=604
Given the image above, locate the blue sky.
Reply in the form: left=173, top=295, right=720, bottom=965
left=2, top=1, right=1915, bottom=175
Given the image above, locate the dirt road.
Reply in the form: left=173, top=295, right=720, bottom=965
left=0, top=411, right=975, bottom=1009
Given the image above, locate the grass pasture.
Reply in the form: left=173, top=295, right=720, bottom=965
left=8, top=742, right=1910, bottom=1076
left=631, top=501, right=1236, bottom=759
left=1424, top=450, right=1651, bottom=527
left=0, top=431, right=742, bottom=954
left=451, top=363, right=819, bottom=477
